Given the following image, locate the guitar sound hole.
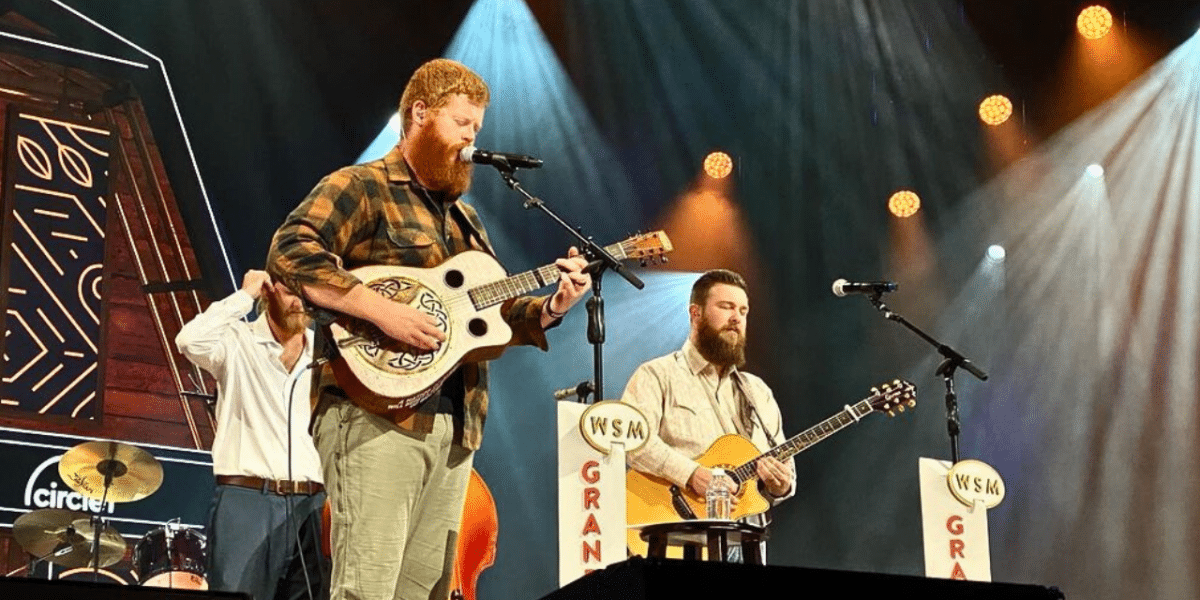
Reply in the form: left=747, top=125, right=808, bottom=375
left=468, top=318, right=488, bottom=337
left=444, top=270, right=465, bottom=289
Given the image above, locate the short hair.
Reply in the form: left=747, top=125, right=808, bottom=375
left=690, top=269, right=747, bottom=306
left=398, top=58, right=490, bottom=134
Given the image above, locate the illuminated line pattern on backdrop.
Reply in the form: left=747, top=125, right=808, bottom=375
left=0, top=110, right=111, bottom=419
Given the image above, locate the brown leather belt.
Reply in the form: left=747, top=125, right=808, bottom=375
left=216, top=475, right=324, bottom=496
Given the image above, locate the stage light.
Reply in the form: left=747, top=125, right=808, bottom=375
left=703, top=151, right=733, bottom=179
left=1087, top=164, right=1104, bottom=177
left=978, top=95, right=1013, bottom=126
left=987, top=244, right=1006, bottom=262
left=888, top=190, right=921, bottom=218
left=1077, top=6, right=1113, bottom=40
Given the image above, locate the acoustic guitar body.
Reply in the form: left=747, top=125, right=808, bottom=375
left=329, top=252, right=513, bottom=412
left=625, top=433, right=770, bottom=557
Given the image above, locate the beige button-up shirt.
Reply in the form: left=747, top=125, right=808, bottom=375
left=620, top=340, right=795, bottom=503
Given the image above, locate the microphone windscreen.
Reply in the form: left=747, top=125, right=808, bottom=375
left=831, top=278, right=849, bottom=297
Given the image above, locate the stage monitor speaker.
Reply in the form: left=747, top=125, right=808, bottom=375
left=540, top=557, right=1064, bottom=600
left=0, top=577, right=250, bottom=600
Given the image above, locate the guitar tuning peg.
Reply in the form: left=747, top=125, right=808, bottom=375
left=888, top=411, right=895, bottom=417
left=907, top=400, right=916, bottom=407
left=897, top=405, right=905, bottom=413
left=661, top=256, right=669, bottom=264
left=640, top=259, right=648, bottom=267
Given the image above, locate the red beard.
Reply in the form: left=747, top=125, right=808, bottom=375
left=408, top=125, right=474, bottom=197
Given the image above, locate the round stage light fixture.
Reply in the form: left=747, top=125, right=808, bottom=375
left=888, top=190, right=921, bottom=218
left=987, top=245, right=1006, bottom=262
left=703, top=151, right=733, bottom=179
left=1087, top=164, right=1104, bottom=177
left=978, top=95, right=1013, bottom=126
left=1077, top=6, right=1113, bottom=40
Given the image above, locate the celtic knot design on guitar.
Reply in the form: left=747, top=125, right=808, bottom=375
left=345, top=278, right=450, bottom=375
left=419, top=289, right=450, bottom=331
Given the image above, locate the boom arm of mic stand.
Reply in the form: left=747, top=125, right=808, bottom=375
left=496, top=169, right=644, bottom=290
left=865, top=293, right=988, bottom=464
left=867, top=295, right=988, bottom=381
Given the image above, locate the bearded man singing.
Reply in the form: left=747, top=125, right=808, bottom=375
left=267, top=58, right=590, bottom=600
left=620, top=269, right=795, bottom=558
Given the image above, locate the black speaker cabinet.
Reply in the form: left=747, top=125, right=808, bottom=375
left=0, top=576, right=250, bottom=600
left=542, top=557, right=1065, bottom=600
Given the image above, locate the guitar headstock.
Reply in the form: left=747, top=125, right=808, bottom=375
left=868, top=379, right=917, bottom=417
left=609, top=231, right=673, bottom=266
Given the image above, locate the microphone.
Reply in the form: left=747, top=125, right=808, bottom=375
left=458, top=145, right=543, bottom=170
left=831, top=278, right=898, bottom=297
left=553, top=381, right=594, bottom=401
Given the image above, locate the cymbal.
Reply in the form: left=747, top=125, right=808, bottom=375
left=12, top=509, right=126, bottom=568
left=58, top=440, right=163, bottom=503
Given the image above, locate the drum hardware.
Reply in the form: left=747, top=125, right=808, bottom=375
left=12, top=508, right=126, bottom=570
left=133, top=520, right=209, bottom=590
left=29, top=440, right=167, bottom=580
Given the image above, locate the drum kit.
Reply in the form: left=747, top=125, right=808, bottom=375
left=11, top=440, right=209, bottom=589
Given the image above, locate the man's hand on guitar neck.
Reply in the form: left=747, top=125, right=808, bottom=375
left=540, top=246, right=591, bottom=328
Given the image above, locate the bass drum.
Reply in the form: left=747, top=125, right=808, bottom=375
left=133, top=525, right=209, bottom=590
left=57, top=566, right=133, bottom=585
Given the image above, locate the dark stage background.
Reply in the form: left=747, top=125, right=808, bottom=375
left=9, top=1, right=1200, bottom=599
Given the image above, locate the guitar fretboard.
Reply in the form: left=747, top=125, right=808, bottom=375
left=731, top=399, right=874, bottom=483
left=467, top=241, right=628, bottom=309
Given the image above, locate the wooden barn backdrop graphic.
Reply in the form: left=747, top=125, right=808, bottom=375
left=0, top=11, right=228, bottom=579
left=0, top=110, right=111, bottom=421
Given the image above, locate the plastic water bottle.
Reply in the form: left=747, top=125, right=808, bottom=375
left=706, top=468, right=733, bottom=520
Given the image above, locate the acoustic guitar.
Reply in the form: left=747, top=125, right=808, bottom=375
left=327, top=231, right=672, bottom=413
left=625, top=379, right=916, bottom=556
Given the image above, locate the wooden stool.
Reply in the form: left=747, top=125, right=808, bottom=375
left=637, top=521, right=769, bottom=564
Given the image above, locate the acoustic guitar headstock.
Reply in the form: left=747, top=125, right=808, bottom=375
left=609, top=230, right=673, bottom=267
left=868, top=379, right=917, bottom=417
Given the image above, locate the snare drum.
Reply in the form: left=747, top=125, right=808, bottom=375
left=133, top=525, right=208, bottom=590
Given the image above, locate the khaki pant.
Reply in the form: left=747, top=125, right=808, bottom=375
left=313, top=399, right=473, bottom=600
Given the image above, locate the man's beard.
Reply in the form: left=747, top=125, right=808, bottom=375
left=695, top=319, right=746, bottom=369
left=409, top=124, right=473, bottom=197
left=267, top=298, right=309, bottom=336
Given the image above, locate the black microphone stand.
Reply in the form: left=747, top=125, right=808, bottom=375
left=864, top=292, right=988, bottom=463
left=488, top=164, right=644, bottom=404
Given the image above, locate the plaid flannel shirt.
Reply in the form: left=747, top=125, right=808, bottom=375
left=267, top=145, right=551, bottom=450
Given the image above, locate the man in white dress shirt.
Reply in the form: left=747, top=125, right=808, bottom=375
left=621, top=270, right=795, bottom=546
left=176, top=269, right=327, bottom=600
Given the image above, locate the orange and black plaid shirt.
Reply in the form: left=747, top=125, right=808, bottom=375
left=266, top=145, right=551, bottom=450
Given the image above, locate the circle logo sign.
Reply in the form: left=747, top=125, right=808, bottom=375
left=578, top=401, right=649, bottom=455
left=946, top=459, right=1005, bottom=509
